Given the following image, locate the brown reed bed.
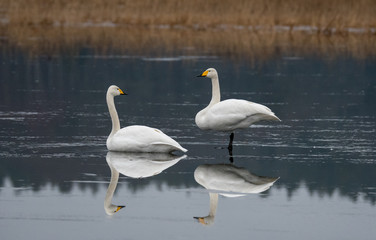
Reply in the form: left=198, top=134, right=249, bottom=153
left=1, top=24, right=376, bottom=61
left=2, top=0, right=376, bottom=33
left=1, top=0, right=376, bottom=60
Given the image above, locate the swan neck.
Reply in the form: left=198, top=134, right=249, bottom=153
left=107, top=93, right=120, bottom=136
left=104, top=166, right=120, bottom=207
left=208, top=192, right=219, bottom=216
left=209, top=75, right=221, bottom=106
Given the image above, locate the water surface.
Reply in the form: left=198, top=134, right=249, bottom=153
left=0, top=49, right=375, bottom=239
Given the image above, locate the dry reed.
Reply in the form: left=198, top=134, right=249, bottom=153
left=1, top=25, right=376, bottom=61
left=2, top=0, right=376, bottom=32
left=1, top=0, right=376, bottom=59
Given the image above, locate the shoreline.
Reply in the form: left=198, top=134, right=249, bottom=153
left=3, top=19, right=376, bottom=35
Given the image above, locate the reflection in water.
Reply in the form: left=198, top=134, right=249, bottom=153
left=194, top=164, right=279, bottom=225
left=104, top=151, right=186, bottom=215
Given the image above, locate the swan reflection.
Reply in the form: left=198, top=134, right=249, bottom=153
left=104, top=151, right=186, bottom=215
left=194, top=163, right=279, bottom=225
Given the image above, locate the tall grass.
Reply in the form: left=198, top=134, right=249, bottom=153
left=2, top=0, right=376, bottom=32
left=2, top=25, right=375, bottom=61
left=1, top=0, right=376, bottom=59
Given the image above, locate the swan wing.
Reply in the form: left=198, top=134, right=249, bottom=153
left=204, top=99, right=280, bottom=131
left=107, top=125, right=187, bottom=153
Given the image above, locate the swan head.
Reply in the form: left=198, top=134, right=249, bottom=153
left=107, top=85, right=127, bottom=96
left=105, top=204, right=125, bottom=216
left=197, top=68, right=218, bottom=79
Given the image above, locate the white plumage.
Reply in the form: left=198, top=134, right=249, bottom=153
left=196, top=68, right=280, bottom=131
left=196, top=99, right=279, bottom=131
left=196, top=68, right=280, bottom=150
left=106, top=85, right=187, bottom=153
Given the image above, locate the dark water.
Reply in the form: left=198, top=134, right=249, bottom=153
left=1, top=49, right=376, bottom=239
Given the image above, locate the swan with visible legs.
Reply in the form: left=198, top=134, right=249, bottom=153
left=196, top=68, right=281, bottom=152
left=106, top=85, right=187, bottom=153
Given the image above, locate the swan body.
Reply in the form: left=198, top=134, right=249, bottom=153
left=107, top=125, right=187, bottom=153
left=196, top=68, right=280, bottom=132
left=196, top=99, right=279, bottom=131
left=106, top=85, right=187, bottom=153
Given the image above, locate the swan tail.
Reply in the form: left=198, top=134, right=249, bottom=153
left=268, top=114, right=281, bottom=122
left=152, top=142, right=188, bottom=153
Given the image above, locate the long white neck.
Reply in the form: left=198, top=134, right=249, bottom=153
left=208, top=192, right=219, bottom=216
left=104, top=164, right=120, bottom=208
left=209, top=75, right=221, bottom=106
left=106, top=93, right=120, bottom=136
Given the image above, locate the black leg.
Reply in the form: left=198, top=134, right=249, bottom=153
left=229, top=155, right=234, bottom=163
left=227, top=132, right=234, bottom=158
left=227, top=133, right=234, bottom=150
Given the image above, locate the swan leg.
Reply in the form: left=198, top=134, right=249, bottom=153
left=227, top=132, right=234, bottom=155
left=228, top=133, right=234, bottom=149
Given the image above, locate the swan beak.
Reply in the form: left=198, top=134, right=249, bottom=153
left=194, top=217, right=207, bottom=225
left=116, top=206, right=125, bottom=212
left=118, top=89, right=127, bottom=95
left=197, top=70, right=208, bottom=77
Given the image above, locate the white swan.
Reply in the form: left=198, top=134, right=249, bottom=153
left=104, top=151, right=185, bottom=215
left=193, top=164, right=279, bottom=225
left=106, top=85, right=187, bottom=153
left=196, top=68, right=280, bottom=150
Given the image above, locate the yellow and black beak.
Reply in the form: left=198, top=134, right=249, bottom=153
left=116, top=206, right=125, bottom=212
left=118, top=88, right=127, bottom=95
left=193, top=217, right=207, bottom=225
left=197, top=70, right=209, bottom=77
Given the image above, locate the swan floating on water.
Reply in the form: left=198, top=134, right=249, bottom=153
left=193, top=163, right=279, bottom=225
left=196, top=68, right=280, bottom=151
left=104, top=151, right=185, bottom=215
left=106, top=85, right=187, bottom=153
